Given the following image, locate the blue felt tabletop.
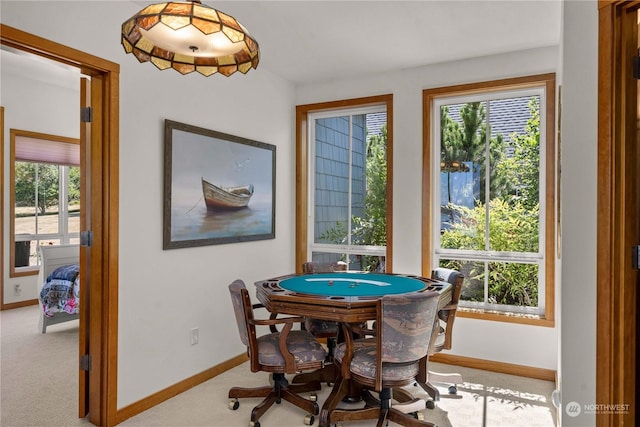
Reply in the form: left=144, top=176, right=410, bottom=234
left=278, top=272, right=425, bottom=297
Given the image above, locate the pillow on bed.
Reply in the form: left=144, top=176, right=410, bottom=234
left=40, top=264, right=80, bottom=317
left=46, top=264, right=80, bottom=283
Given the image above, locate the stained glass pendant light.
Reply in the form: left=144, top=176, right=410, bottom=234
left=121, top=0, right=259, bottom=77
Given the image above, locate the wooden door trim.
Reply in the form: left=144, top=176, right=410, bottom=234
left=597, top=2, right=638, bottom=425
left=79, top=78, right=90, bottom=418
left=1, top=107, right=4, bottom=309
left=0, top=24, right=120, bottom=427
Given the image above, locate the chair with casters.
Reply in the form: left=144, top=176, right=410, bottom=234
left=228, top=279, right=327, bottom=427
left=421, top=267, right=465, bottom=407
left=325, top=290, right=442, bottom=427
left=291, top=261, right=347, bottom=386
left=301, top=261, right=348, bottom=357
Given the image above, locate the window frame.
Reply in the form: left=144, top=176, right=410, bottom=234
left=10, top=129, right=80, bottom=277
left=296, top=95, right=394, bottom=272
left=422, top=74, right=556, bottom=327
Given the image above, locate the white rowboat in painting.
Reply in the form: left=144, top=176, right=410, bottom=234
left=202, top=178, right=254, bottom=210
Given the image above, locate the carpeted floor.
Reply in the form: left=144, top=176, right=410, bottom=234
left=1, top=305, right=557, bottom=427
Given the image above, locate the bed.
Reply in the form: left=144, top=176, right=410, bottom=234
left=36, top=244, right=80, bottom=333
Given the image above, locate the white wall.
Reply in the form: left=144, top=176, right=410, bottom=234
left=296, top=46, right=560, bottom=372
left=559, top=1, right=598, bottom=425
left=1, top=1, right=296, bottom=408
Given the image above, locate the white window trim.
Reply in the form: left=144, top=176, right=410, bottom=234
left=431, top=86, right=548, bottom=315
left=11, top=129, right=80, bottom=274
left=307, top=105, right=387, bottom=261
left=14, top=163, right=76, bottom=244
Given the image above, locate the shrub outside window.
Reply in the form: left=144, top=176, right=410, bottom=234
left=424, top=74, right=556, bottom=322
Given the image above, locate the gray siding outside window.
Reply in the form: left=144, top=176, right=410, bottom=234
left=313, top=115, right=366, bottom=251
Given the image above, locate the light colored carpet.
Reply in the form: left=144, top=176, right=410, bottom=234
left=1, top=305, right=557, bottom=427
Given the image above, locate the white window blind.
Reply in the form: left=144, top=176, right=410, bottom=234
left=15, top=135, right=79, bottom=166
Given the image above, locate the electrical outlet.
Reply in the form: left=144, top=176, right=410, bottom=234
left=14, top=284, right=22, bottom=295
left=190, top=327, right=199, bottom=346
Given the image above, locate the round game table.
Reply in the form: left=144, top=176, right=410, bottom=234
left=254, top=271, right=452, bottom=427
left=255, top=272, right=451, bottom=324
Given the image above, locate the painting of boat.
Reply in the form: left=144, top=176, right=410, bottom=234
left=202, top=178, right=254, bottom=210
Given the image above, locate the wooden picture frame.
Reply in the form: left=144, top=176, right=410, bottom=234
left=163, top=119, right=276, bottom=249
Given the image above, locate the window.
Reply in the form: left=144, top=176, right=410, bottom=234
left=10, top=129, right=80, bottom=276
left=423, top=74, right=555, bottom=324
left=296, top=95, right=393, bottom=272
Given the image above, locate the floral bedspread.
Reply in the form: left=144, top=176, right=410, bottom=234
left=39, top=264, right=80, bottom=317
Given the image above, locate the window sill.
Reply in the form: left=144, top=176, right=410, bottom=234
left=457, top=307, right=555, bottom=327
left=10, top=267, right=39, bottom=278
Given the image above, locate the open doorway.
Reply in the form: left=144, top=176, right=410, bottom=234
left=1, top=24, right=119, bottom=426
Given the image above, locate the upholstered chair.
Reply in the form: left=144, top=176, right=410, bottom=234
left=228, top=280, right=327, bottom=427
left=291, top=261, right=348, bottom=386
left=326, top=290, right=441, bottom=427
left=301, top=262, right=348, bottom=354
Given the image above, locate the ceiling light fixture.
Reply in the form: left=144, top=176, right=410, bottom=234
left=440, top=161, right=470, bottom=173
left=121, top=0, right=259, bottom=77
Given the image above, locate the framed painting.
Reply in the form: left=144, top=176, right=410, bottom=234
left=163, top=120, right=276, bottom=249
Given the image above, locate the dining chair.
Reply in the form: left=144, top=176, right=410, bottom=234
left=227, top=279, right=327, bottom=427
left=291, top=261, right=347, bottom=386
left=423, top=267, right=465, bottom=404
left=328, top=290, right=441, bottom=427
left=301, top=262, right=348, bottom=355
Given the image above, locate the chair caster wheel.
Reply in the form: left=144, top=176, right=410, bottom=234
left=448, top=385, right=457, bottom=394
left=249, top=421, right=260, bottom=427
left=309, top=393, right=318, bottom=402
left=414, top=411, right=425, bottom=420
left=229, top=399, right=239, bottom=410
left=426, top=400, right=436, bottom=409
left=304, top=414, right=315, bottom=425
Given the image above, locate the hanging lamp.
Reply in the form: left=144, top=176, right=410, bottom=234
left=121, top=0, right=259, bottom=77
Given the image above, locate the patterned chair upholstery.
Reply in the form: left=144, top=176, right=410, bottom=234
left=423, top=267, right=465, bottom=403
left=328, top=290, right=441, bottom=427
left=227, top=280, right=327, bottom=427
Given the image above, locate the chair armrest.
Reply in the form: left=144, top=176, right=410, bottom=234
left=338, top=322, right=357, bottom=379
left=250, top=316, right=306, bottom=371
left=351, top=323, right=375, bottom=337
left=251, top=303, right=302, bottom=332
left=253, top=315, right=306, bottom=334
left=252, top=316, right=305, bottom=327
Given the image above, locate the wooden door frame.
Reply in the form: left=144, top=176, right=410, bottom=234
left=0, top=24, right=120, bottom=426
left=597, top=1, right=638, bottom=425
left=1, top=107, right=4, bottom=307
